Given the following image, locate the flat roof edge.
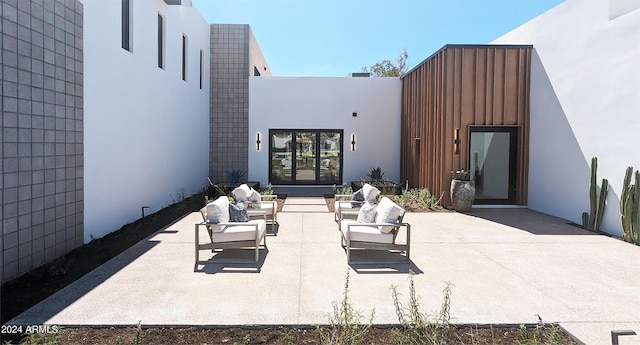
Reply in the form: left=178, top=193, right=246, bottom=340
left=401, top=44, right=534, bottom=79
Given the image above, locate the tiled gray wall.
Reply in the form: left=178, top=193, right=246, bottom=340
left=1, top=0, right=83, bottom=284
left=209, top=24, right=250, bottom=183
left=209, top=24, right=271, bottom=183
left=248, top=27, right=271, bottom=78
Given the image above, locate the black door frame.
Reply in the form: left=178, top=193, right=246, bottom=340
left=468, top=126, right=518, bottom=204
left=268, top=129, right=344, bottom=185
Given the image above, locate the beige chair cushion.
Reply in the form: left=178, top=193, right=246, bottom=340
left=357, top=202, right=377, bottom=223
left=213, top=219, right=266, bottom=243
left=375, top=197, right=402, bottom=233
left=362, top=183, right=380, bottom=202
left=206, top=196, right=230, bottom=226
left=341, top=220, right=394, bottom=244
left=232, top=184, right=253, bottom=201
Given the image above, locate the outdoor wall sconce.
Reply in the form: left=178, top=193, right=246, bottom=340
left=454, top=128, right=460, bottom=154
left=350, top=133, right=357, bottom=151
left=352, top=112, right=357, bottom=117
left=256, top=132, right=261, bottom=151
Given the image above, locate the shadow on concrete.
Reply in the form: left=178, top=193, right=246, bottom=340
left=346, top=250, right=423, bottom=274
left=7, top=239, right=162, bottom=325
left=469, top=208, right=601, bottom=236
left=267, top=223, right=279, bottom=236
left=194, top=248, right=268, bottom=274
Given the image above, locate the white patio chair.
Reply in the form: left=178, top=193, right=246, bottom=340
left=334, top=183, right=380, bottom=224
left=339, top=197, right=410, bottom=264
left=195, top=196, right=266, bottom=263
left=231, top=184, right=278, bottom=229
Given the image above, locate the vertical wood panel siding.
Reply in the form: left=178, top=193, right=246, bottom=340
left=401, top=45, right=531, bottom=205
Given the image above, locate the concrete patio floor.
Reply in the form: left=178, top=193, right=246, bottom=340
left=9, top=200, right=640, bottom=345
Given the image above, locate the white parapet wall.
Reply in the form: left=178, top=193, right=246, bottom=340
left=493, top=0, right=640, bottom=236
left=248, top=76, right=402, bottom=187
left=81, top=0, right=210, bottom=241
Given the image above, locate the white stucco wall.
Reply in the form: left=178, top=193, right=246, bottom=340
left=248, top=77, right=401, bottom=186
left=493, top=0, right=640, bottom=236
left=81, top=0, right=210, bottom=241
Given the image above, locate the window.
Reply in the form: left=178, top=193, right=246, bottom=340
left=199, top=49, right=203, bottom=89
left=182, top=35, right=188, bottom=81
left=121, top=0, right=132, bottom=51
left=253, top=66, right=261, bottom=76
left=157, top=13, right=165, bottom=69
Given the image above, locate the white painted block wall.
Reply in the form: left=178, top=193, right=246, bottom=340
left=248, top=77, right=402, bottom=187
left=81, top=0, right=210, bottom=241
left=493, top=0, right=640, bottom=236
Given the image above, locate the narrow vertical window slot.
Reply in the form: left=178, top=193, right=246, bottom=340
left=121, top=0, right=132, bottom=51
left=199, top=49, right=204, bottom=89
left=158, top=13, right=165, bottom=69
left=182, top=35, right=188, bottom=81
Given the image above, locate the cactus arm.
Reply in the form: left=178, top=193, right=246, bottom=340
left=582, top=212, right=590, bottom=230
left=621, top=167, right=633, bottom=241
left=588, top=157, right=598, bottom=230
left=634, top=171, right=640, bottom=245
left=594, top=178, right=608, bottom=232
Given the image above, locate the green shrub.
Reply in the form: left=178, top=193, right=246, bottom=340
left=394, top=188, right=442, bottom=211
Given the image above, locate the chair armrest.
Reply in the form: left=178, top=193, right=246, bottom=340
left=334, top=194, right=353, bottom=201
left=346, top=222, right=410, bottom=228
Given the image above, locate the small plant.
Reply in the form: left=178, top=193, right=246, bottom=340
left=621, top=166, right=640, bottom=245
left=391, top=270, right=454, bottom=345
left=451, top=169, right=472, bottom=181
left=318, top=268, right=374, bottom=345
left=261, top=183, right=274, bottom=196
left=516, top=315, right=563, bottom=345
left=582, top=157, right=608, bottom=232
left=225, top=169, right=246, bottom=184
left=394, top=188, right=443, bottom=211
left=364, top=167, right=385, bottom=182
left=333, top=183, right=353, bottom=196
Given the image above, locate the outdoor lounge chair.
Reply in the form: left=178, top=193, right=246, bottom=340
left=339, top=197, right=410, bottom=264
left=334, top=183, right=380, bottom=224
left=231, top=184, right=278, bottom=229
left=195, top=195, right=267, bottom=263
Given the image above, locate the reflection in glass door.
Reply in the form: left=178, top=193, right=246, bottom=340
left=319, top=132, right=341, bottom=183
left=270, top=132, right=292, bottom=182
left=469, top=127, right=517, bottom=204
left=296, top=132, right=316, bottom=182
left=270, top=130, right=342, bottom=184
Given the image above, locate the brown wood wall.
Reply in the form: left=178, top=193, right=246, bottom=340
left=401, top=45, right=531, bottom=205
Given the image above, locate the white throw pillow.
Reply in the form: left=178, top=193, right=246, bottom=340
left=231, top=184, right=252, bottom=202
left=375, top=197, right=402, bottom=233
left=357, top=202, right=377, bottom=223
left=362, top=183, right=380, bottom=202
left=248, top=189, right=261, bottom=202
left=206, top=196, right=230, bottom=225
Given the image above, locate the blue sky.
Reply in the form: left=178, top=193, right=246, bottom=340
left=191, top=0, right=564, bottom=77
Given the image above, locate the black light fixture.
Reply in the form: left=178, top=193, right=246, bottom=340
left=350, top=133, right=356, bottom=151
left=454, top=128, right=460, bottom=154
left=352, top=112, right=357, bottom=117
left=256, top=132, right=261, bottom=151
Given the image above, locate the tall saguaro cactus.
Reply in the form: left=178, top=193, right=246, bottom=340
left=621, top=167, right=640, bottom=245
left=582, top=157, right=608, bottom=232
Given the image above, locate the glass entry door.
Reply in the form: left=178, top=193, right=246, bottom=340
left=270, top=129, right=342, bottom=184
left=469, top=127, right=517, bottom=204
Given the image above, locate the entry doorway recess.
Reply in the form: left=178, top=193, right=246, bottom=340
left=269, top=129, right=343, bottom=185
left=469, top=127, right=518, bottom=204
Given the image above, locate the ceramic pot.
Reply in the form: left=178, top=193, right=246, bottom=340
left=450, top=180, right=475, bottom=212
